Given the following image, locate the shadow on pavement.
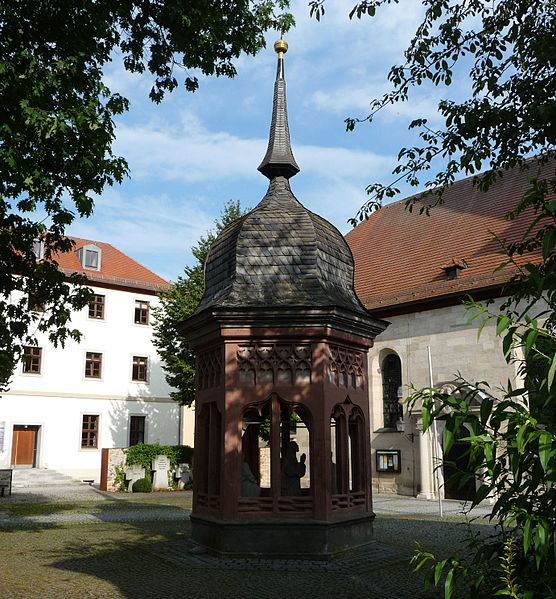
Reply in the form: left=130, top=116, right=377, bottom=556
left=44, top=517, right=493, bottom=599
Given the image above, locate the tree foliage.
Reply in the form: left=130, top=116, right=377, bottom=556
left=0, top=0, right=292, bottom=390
left=311, top=0, right=555, bottom=218
left=308, top=0, right=555, bottom=596
left=409, top=303, right=556, bottom=598
left=152, top=200, right=244, bottom=406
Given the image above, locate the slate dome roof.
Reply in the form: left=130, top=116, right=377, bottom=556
left=196, top=176, right=366, bottom=314
left=195, top=40, right=368, bottom=317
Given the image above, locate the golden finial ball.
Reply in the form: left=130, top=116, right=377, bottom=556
left=274, top=38, right=288, bottom=55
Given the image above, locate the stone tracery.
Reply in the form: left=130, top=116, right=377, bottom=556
left=328, top=344, right=365, bottom=389
left=237, top=343, right=312, bottom=386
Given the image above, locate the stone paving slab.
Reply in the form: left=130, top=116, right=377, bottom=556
left=0, top=478, right=491, bottom=598
left=3, top=477, right=493, bottom=520
left=0, top=507, right=191, bottom=527
left=149, top=538, right=426, bottom=599
left=0, top=497, right=487, bottom=599
left=1, top=518, right=440, bottom=599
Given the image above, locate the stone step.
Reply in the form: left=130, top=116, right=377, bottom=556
left=11, top=468, right=81, bottom=488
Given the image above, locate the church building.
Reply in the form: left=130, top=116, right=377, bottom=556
left=346, top=162, right=548, bottom=499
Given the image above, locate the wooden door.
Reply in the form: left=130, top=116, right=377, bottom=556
left=11, top=426, right=37, bottom=467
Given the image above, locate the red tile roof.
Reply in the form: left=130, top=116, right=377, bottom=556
left=55, top=237, right=170, bottom=292
left=346, top=163, right=551, bottom=313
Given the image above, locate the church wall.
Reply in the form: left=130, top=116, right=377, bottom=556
left=368, top=298, right=522, bottom=497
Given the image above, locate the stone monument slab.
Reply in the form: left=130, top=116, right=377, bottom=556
left=176, top=463, right=192, bottom=489
left=152, top=454, right=170, bottom=490
left=125, top=464, right=145, bottom=492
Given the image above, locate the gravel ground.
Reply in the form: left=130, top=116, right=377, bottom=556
left=1, top=484, right=494, bottom=598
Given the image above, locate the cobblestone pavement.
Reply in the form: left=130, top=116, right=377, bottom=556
left=1, top=483, right=493, bottom=598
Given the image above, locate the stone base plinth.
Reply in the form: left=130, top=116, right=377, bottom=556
left=190, top=512, right=375, bottom=558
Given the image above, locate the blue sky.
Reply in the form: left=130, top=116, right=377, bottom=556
left=67, top=0, right=456, bottom=282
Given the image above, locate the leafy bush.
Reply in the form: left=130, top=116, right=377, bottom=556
left=409, top=301, right=556, bottom=598
left=126, top=443, right=194, bottom=471
left=132, top=478, right=152, bottom=493
left=114, top=464, right=127, bottom=492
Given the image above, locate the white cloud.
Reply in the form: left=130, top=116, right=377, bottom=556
left=297, top=144, right=392, bottom=180
left=309, top=75, right=445, bottom=126
left=114, top=110, right=393, bottom=188
left=68, top=189, right=216, bottom=281
left=114, top=114, right=263, bottom=183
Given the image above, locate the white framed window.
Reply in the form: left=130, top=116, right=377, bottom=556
left=88, top=294, right=105, bottom=320
left=33, top=239, right=44, bottom=260
left=22, top=346, right=42, bottom=374
left=76, top=244, right=102, bottom=272
left=81, top=414, right=99, bottom=449
left=134, top=300, right=150, bottom=325
left=85, top=352, right=102, bottom=379
left=132, top=356, right=149, bottom=382
left=129, top=415, right=146, bottom=446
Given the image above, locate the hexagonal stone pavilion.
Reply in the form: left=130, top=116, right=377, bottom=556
left=179, top=39, right=388, bottom=557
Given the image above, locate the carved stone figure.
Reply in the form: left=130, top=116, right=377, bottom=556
left=281, top=440, right=306, bottom=496
left=241, top=461, right=261, bottom=497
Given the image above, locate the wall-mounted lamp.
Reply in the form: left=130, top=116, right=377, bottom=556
left=396, top=418, right=414, bottom=442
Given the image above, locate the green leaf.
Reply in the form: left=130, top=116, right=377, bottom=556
left=534, top=520, right=549, bottom=568
left=443, top=426, right=455, bottom=453
left=422, top=406, right=431, bottom=431
left=434, top=560, right=445, bottom=585
left=502, top=332, right=513, bottom=362
left=523, top=516, right=532, bottom=555
left=542, top=227, right=556, bottom=260
left=477, top=316, right=489, bottom=340
left=480, top=397, right=493, bottom=424
left=524, top=328, right=539, bottom=357
left=496, top=315, right=511, bottom=336
left=444, top=568, right=455, bottom=599
left=472, top=484, right=490, bottom=506
left=517, top=424, right=528, bottom=453
left=538, top=431, right=553, bottom=472
left=548, top=353, right=556, bottom=389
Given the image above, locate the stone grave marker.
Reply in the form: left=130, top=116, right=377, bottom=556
left=175, top=463, right=192, bottom=489
left=125, top=464, right=145, bottom=492
left=152, top=454, right=171, bottom=490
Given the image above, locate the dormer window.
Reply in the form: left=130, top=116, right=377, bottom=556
left=441, top=258, right=468, bottom=280
left=76, top=244, right=102, bottom=272
left=32, top=239, right=44, bottom=261
left=85, top=249, right=99, bottom=269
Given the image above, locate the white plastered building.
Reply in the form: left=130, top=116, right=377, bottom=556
left=0, top=237, right=193, bottom=482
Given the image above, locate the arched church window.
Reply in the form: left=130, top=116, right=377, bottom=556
left=281, top=404, right=311, bottom=497
left=382, top=353, right=402, bottom=429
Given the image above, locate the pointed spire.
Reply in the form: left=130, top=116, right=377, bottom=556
left=258, top=38, right=300, bottom=180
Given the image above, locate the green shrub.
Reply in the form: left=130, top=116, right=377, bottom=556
left=132, top=477, right=152, bottom=493
left=126, top=443, right=194, bottom=471
left=114, top=464, right=127, bottom=492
